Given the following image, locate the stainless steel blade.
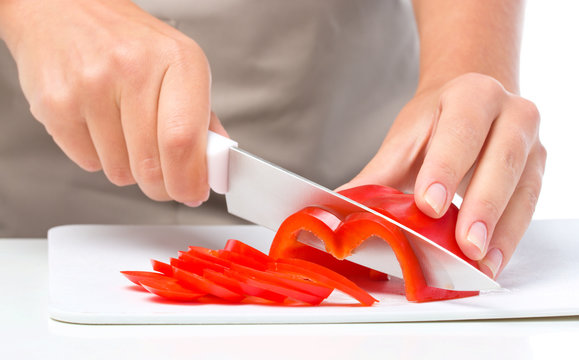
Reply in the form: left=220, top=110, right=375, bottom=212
left=225, top=147, right=500, bottom=291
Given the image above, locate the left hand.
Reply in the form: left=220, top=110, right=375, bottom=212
left=339, top=73, right=546, bottom=279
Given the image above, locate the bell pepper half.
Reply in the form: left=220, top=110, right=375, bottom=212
left=268, top=185, right=479, bottom=302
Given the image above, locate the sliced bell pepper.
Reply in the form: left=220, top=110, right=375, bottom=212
left=230, top=263, right=331, bottom=305
left=172, top=267, right=245, bottom=302
left=262, top=270, right=334, bottom=298
left=137, top=277, right=206, bottom=301
left=176, top=251, right=228, bottom=274
left=217, top=250, right=268, bottom=271
left=150, top=259, right=173, bottom=276
left=269, top=184, right=479, bottom=302
left=202, top=268, right=246, bottom=296
left=123, top=240, right=376, bottom=305
left=271, top=258, right=378, bottom=306
left=121, top=270, right=174, bottom=286
left=223, top=268, right=288, bottom=303
left=223, top=239, right=273, bottom=264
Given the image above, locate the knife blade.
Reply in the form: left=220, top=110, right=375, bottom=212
left=206, top=131, right=500, bottom=291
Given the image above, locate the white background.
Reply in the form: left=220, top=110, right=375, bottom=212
left=521, top=1, right=579, bottom=219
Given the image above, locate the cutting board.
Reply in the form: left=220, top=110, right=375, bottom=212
left=48, top=219, right=579, bottom=324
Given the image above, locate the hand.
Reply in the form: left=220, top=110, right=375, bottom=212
left=0, top=0, right=226, bottom=205
left=340, top=73, right=547, bottom=279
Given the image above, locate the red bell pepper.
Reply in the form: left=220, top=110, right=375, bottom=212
left=269, top=185, right=479, bottom=302
left=122, top=239, right=377, bottom=305
left=120, top=270, right=174, bottom=286
left=137, top=277, right=206, bottom=301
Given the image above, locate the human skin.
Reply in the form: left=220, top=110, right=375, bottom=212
left=0, top=0, right=227, bottom=206
left=0, top=0, right=545, bottom=279
left=340, top=0, right=546, bottom=279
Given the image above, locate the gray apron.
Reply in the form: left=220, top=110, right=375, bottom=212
left=0, top=0, right=418, bottom=237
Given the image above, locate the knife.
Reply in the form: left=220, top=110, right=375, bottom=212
left=206, top=131, right=500, bottom=291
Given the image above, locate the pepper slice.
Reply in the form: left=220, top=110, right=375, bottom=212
left=121, top=271, right=173, bottom=286
left=223, top=269, right=288, bottom=303
left=217, top=250, right=268, bottom=271
left=138, top=278, right=205, bottom=301
left=230, top=263, right=332, bottom=304
left=150, top=259, right=173, bottom=276
left=228, top=264, right=326, bottom=305
left=271, top=258, right=378, bottom=306
left=172, top=267, right=244, bottom=302
left=223, top=239, right=273, bottom=264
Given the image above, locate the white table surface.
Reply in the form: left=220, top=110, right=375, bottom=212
left=1, top=238, right=578, bottom=360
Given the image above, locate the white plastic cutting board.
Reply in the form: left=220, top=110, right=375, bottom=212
left=48, top=219, right=579, bottom=324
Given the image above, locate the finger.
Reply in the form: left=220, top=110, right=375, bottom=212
left=120, top=68, right=171, bottom=201
left=30, top=92, right=102, bottom=172
left=478, top=142, right=546, bottom=278
left=85, top=98, right=135, bottom=186
left=157, top=53, right=211, bottom=204
left=45, top=118, right=102, bottom=172
left=455, top=98, right=541, bottom=260
left=414, top=78, right=505, bottom=218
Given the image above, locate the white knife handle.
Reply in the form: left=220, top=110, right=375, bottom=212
left=206, top=131, right=238, bottom=194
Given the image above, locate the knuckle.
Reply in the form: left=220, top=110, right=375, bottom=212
left=501, top=126, right=529, bottom=171
left=440, top=73, right=506, bottom=112
left=500, top=145, right=526, bottom=181
left=138, top=182, right=171, bottom=202
left=161, top=124, right=196, bottom=152
left=166, top=38, right=205, bottom=63
left=429, top=158, right=459, bottom=185
left=536, top=142, right=548, bottom=166
left=142, top=190, right=172, bottom=203
left=35, top=89, right=75, bottom=116
left=514, top=97, right=541, bottom=122
left=30, top=91, right=78, bottom=133
left=134, top=156, right=164, bottom=185
left=457, top=73, right=504, bottom=95
left=79, top=64, right=113, bottom=93
left=162, top=37, right=189, bottom=59
left=167, top=179, right=208, bottom=204
left=77, top=159, right=102, bottom=173
left=517, top=181, right=542, bottom=218
left=477, top=74, right=504, bottom=95
left=105, top=166, right=135, bottom=187
left=164, top=39, right=211, bottom=77
left=110, top=41, right=148, bottom=76
left=447, top=121, right=480, bottom=148
left=477, top=197, right=502, bottom=223
left=511, top=97, right=541, bottom=135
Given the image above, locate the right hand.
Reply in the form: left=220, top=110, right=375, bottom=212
left=0, top=0, right=226, bottom=206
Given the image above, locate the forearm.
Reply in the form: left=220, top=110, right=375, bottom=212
left=412, top=0, right=524, bottom=93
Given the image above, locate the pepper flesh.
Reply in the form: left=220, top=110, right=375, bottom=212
left=269, top=185, right=479, bottom=302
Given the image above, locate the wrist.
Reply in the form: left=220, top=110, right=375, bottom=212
left=416, top=67, right=519, bottom=96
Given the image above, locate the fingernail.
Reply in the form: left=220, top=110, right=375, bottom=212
left=424, top=183, right=447, bottom=215
left=184, top=201, right=203, bottom=207
left=467, top=221, right=488, bottom=257
left=481, top=248, right=503, bottom=279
